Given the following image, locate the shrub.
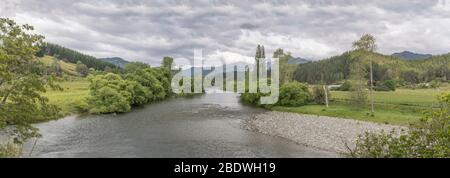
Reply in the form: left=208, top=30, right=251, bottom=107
left=338, top=81, right=352, bottom=91
left=349, top=92, right=450, bottom=158
left=87, top=73, right=132, bottom=114
left=278, top=82, right=311, bottom=107
left=88, top=86, right=131, bottom=114
left=383, top=80, right=396, bottom=91
left=0, top=142, right=22, bottom=158
left=313, top=85, right=331, bottom=105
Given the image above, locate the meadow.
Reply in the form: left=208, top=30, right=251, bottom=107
left=273, top=84, right=449, bottom=125
left=42, top=79, right=90, bottom=116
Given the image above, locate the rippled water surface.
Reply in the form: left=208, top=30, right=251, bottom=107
left=25, top=93, right=337, bottom=158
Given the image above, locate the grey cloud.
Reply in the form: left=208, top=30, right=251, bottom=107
left=1, top=0, right=449, bottom=65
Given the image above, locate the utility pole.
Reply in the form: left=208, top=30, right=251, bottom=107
left=369, top=60, right=374, bottom=115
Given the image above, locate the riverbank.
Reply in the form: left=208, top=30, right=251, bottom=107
left=242, top=111, right=405, bottom=154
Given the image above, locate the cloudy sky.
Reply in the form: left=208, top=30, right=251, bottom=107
left=1, top=0, right=450, bottom=66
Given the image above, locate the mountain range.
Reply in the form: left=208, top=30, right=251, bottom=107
left=391, top=51, right=432, bottom=60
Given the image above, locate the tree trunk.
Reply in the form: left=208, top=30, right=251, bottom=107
left=370, top=60, right=374, bottom=114
left=323, top=85, right=329, bottom=108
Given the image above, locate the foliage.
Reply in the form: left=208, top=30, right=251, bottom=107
left=75, top=61, right=89, bottom=77
left=0, top=18, right=61, bottom=143
left=349, top=92, right=450, bottom=158
left=37, top=43, right=118, bottom=71
left=124, top=62, right=150, bottom=74
left=87, top=58, right=173, bottom=114
left=0, top=142, right=22, bottom=158
left=313, top=85, right=331, bottom=105
left=338, top=80, right=352, bottom=91
left=383, top=80, right=397, bottom=91
left=278, top=82, right=311, bottom=107
left=87, top=73, right=131, bottom=114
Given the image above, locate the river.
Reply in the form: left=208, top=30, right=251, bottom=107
left=23, top=93, right=337, bottom=158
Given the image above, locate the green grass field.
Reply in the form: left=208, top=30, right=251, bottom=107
left=273, top=84, right=449, bottom=125
left=42, top=79, right=90, bottom=116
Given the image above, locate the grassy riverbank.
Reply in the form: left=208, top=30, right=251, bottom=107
left=272, top=85, right=448, bottom=126
left=42, top=79, right=90, bottom=116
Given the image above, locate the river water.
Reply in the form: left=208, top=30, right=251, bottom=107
left=24, top=93, right=337, bottom=158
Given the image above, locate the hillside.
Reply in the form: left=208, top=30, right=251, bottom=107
left=392, top=51, right=432, bottom=60
left=98, top=57, right=129, bottom=68
left=37, top=43, right=118, bottom=71
left=40, top=55, right=79, bottom=76
left=293, top=51, right=449, bottom=84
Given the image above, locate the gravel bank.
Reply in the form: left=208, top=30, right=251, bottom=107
left=242, top=111, right=405, bottom=154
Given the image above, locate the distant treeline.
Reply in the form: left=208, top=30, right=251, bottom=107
left=37, top=43, right=118, bottom=71
left=294, top=51, right=450, bottom=85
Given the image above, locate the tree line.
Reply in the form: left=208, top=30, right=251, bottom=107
left=37, top=42, right=119, bottom=71
left=293, top=50, right=449, bottom=87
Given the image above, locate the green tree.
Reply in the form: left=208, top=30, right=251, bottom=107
left=351, top=34, right=377, bottom=111
left=313, top=85, right=331, bottom=105
left=0, top=18, right=60, bottom=143
left=162, top=56, right=173, bottom=69
left=124, top=61, right=150, bottom=73
left=75, top=61, right=89, bottom=77
left=278, top=82, right=311, bottom=107
left=273, top=48, right=285, bottom=58
left=50, top=58, right=62, bottom=76
left=87, top=73, right=131, bottom=114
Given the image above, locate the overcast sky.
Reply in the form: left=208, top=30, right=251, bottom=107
left=1, top=0, right=449, bottom=66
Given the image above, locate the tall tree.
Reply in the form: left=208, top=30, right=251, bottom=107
left=352, top=34, right=377, bottom=114
left=0, top=18, right=60, bottom=143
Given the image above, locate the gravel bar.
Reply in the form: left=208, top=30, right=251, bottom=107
left=242, top=111, right=405, bottom=154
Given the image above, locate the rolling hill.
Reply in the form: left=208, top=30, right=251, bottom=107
left=98, top=57, right=129, bottom=68
left=293, top=51, right=449, bottom=84
left=40, top=55, right=79, bottom=76
left=392, top=51, right=432, bottom=60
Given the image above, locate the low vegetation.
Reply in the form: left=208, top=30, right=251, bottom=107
left=349, top=92, right=449, bottom=158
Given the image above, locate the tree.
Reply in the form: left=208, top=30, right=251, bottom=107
left=87, top=73, right=131, bottom=114
left=0, top=18, right=60, bottom=143
left=162, top=56, right=174, bottom=69
left=76, top=61, right=89, bottom=77
left=278, top=82, right=311, bottom=107
left=313, top=85, right=331, bottom=105
left=50, top=58, right=62, bottom=76
left=352, top=34, right=377, bottom=114
left=124, top=61, right=150, bottom=73
left=273, top=48, right=285, bottom=58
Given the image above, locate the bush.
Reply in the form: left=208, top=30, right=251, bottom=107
left=338, top=81, right=352, bottom=91
left=383, top=80, right=397, bottom=91
left=278, top=82, right=311, bottom=107
left=349, top=92, right=450, bottom=158
left=313, top=85, right=331, bottom=105
left=374, top=80, right=396, bottom=91
left=0, top=142, right=22, bottom=158
left=87, top=73, right=132, bottom=114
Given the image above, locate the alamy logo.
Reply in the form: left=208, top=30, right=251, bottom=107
left=171, top=49, right=279, bottom=104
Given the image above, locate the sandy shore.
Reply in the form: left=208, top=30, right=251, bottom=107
left=242, top=111, right=405, bottom=154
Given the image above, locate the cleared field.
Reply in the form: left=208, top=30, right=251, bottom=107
left=331, top=87, right=447, bottom=107
left=273, top=84, right=449, bottom=125
left=42, top=79, right=90, bottom=116
left=40, top=55, right=79, bottom=76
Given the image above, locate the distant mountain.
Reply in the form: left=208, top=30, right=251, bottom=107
left=98, top=57, right=129, bottom=68
left=178, top=62, right=252, bottom=77
left=287, top=57, right=310, bottom=64
left=392, top=51, right=432, bottom=60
